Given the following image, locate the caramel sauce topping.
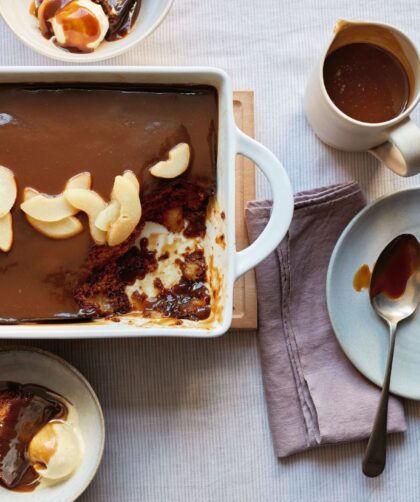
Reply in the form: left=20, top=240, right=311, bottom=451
left=0, top=382, right=67, bottom=492
left=32, top=0, right=142, bottom=45
left=29, top=1, right=38, bottom=16
left=53, top=3, right=101, bottom=52
left=36, top=0, right=72, bottom=37
left=28, top=422, right=58, bottom=470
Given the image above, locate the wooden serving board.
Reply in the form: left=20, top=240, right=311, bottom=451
left=231, top=91, right=258, bottom=330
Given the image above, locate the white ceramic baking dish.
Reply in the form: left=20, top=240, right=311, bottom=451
left=0, top=66, right=293, bottom=339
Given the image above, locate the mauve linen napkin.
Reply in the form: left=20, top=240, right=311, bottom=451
left=245, top=182, right=406, bottom=458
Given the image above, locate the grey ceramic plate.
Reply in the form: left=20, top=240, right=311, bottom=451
left=327, top=187, right=420, bottom=400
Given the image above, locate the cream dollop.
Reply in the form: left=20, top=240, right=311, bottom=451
left=50, top=0, right=109, bottom=52
left=28, top=406, right=84, bottom=482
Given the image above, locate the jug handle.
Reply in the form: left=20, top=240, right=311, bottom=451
left=370, top=118, right=420, bottom=177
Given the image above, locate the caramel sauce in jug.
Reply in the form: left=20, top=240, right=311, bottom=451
left=323, top=42, right=410, bottom=123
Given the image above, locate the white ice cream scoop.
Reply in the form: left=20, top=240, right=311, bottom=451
left=29, top=420, right=83, bottom=481
left=50, top=0, right=109, bottom=52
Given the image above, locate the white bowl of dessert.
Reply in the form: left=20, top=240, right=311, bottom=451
left=0, top=0, right=174, bottom=62
left=0, top=347, right=105, bottom=501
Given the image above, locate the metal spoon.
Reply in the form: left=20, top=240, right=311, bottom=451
left=362, top=234, right=419, bottom=477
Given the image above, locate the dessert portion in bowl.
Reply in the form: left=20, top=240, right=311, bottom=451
left=0, top=84, right=221, bottom=326
left=0, top=381, right=83, bottom=492
left=30, top=0, right=142, bottom=52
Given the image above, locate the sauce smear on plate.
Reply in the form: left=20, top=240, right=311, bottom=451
left=353, top=263, right=371, bottom=292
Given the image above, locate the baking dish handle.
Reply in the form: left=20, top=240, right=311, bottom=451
left=235, top=129, right=294, bottom=279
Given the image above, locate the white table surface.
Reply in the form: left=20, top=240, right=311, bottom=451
left=1, top=1, right=420, bottom=501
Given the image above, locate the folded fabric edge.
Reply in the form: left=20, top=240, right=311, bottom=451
left=246, top=182, right=364, bottom=215
left=276, top=427, right=406, bottom=459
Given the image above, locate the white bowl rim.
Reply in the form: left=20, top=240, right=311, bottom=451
left=0, top=0, right=175, bottom=63
left=0, top=345, right=106, bottom=501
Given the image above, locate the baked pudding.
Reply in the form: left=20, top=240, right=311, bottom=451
left=0, top=84, right=220, bottom=325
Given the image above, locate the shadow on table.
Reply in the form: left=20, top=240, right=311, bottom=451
left=0, top=332, right=261, bottom=500
left=277, top=400, right=420, bottom=493
left=1, top=334, right=258, bottom=409
left=280, top=108, right=386, bottom=196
